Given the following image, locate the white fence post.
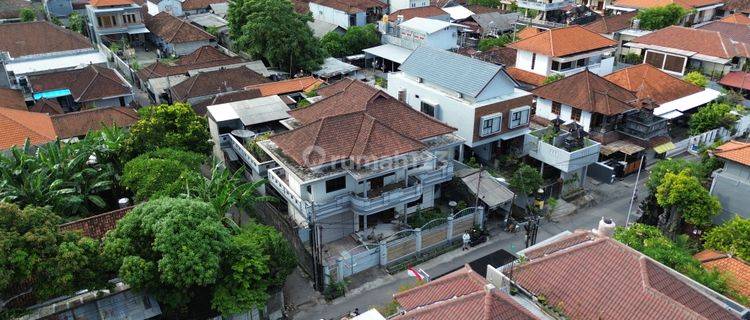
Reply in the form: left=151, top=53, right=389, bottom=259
left=475, top=207, right=485, bottom=229
left=446, top=216, right=454, bottom=240
left=415, top=228, right=422, bottom=253
left=336, top=257, right=344, bottom=282
left=379, top=241, right=388, bottom=266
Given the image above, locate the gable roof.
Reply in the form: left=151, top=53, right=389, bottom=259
left=89, top=0, right=134, bottom=7
left=720, top=13, right=750, bottom=25
left=180, top=0, right=225, bottom=11
left=145, top=12, right=214, bottom=44
left=245, top=76, right=323, bottom=96
left=170, top=66, right=269, bottom=101
left=725, top=0, right=750, bottom=12
left=508, top=26, right=616, bottom=57
left=399, top=17, right=462, bottom=34
left=388, top=6, right=447, bottom=21
left=137, top=45, right=245, bottom=80
left=718, top=71, right=750, bottom=91
left=632, top=26, right=749, bottom=59
left=0, top=0, right=33, bottom=19
left=471, top=12, right=519, bottom=33
left=50, top=107, right=139, bottom=138
left=0, top=107, right=57, bottom=150
left=611, top=0, right=723, bottom=10
left=512, top=231, right=742, bottom=320
left=604, top=64, right=703, bottom=104
left=695, top=250, right=750, bottom=300
left=399, top=46, right=509, bottom=98
left=506, top=67, right=546, bottom=87
left=532, top=70, right=637, bottom=115
left=714, top=140, right=750, bottom=166
left=310, top=0, right=386, bottom=14
left=271, top=80, right=456, bottom=167
left=29, top=65, right=131, bottom=103
left=516, top=26, right=543, bottom=40
left=29, top=99, right=64, bottom=115
left=457, top=46, right=517, bottom=67
left=0, top=88, right=27, bottom=111
left=698, top=21, right=750, bottom=46
left=59, top=206, right=134, bottom=239
left=0, top=21, right=93, bottom=58
left=583, top=11, right=637, bottom=34
left=190, top=88, right=262, bottom=115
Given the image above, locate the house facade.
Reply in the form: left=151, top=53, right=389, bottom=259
left=388, top=46, right=533, bottom=163
left=387, top=17, right=463, bottom=50
left=86, top=0, right=149, bottom=45
left=145, top=12, right=215, bottom=56
left=27, top=65, right=134, bottom=111
left=309, top=0, right=386, bottom=29
left=389, top=0, right=431, bottom=12
left=607, top=0, right=725, bottom=26
left=710, top=140, right=750, bottom=222
left=145, top=0, right=184, bottom=16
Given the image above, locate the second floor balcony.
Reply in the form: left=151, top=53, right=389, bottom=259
left=517, top=0, right=575, bottom=11
left=223, top=133, right=278, bottom=177
left=550, top=57, right=615, bottom=77
left=524, top=127, right=601, bottom=173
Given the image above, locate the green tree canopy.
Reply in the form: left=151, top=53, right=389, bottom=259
left=683, top=71, right=708, bottom=88
left=543, top=73, right=565, bottom=84
left=19, top=8, right=35, bottom=22
left=186, top=162, right=274, bottom=216
left=468, top=0, right=501, bottom=7
left=704, top=216, right=750, bottom=262
left=646, top=158, right=706, bottom=192
left=342, top=24, right=380, bottom=55
left=67, top=12, right=85, bottom=33
left=509, top=164, right=543, bottom=195
left=656, top=170, right=721, bottom=234
left=122, top=103, right=212, bottom=159
left=1, top=203, right=108, bottom=314
left=636, top=4, right=687, bottom=30
left=320, top=32, right=346, bottom=57
left=689, top=102, right=740, bottom=135
left=121, top=149, right=205, bottom=202
left=228, top=0, right=325, bottom=72
left=103, top=198, right=296, bottom=316
left=478, top=34, right=514, bottom=51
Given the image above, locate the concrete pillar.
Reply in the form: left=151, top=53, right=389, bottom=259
left=379, top=241, right=388, bottom=266
left=415, top=228, right=422, bottom=252
left=475, top=207, right=485, bottom=229
left=446, top=216, right=454, bottom=240
left=336, top=257, right=344, bottom=282
left=458, top=144, right=465, bottom=162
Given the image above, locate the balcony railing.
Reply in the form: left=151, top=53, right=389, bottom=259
left=224, top=133, right=277, bottom=177
left=516, top=0, right=574, bottom=11
left=414, top=161, right=454, bottom=185
left=550, top=57, right=614, bottom=77
left=524, top=129, right=601, bottom=173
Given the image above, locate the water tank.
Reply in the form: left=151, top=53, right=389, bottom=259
left=632, top=19, right=640, bottom=30
left=597, top=217, right=616, bottom=238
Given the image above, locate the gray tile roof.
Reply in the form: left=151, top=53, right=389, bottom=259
left=471, top=12, right=519, bottom=33
left=399, top=46, right=503, bottom=98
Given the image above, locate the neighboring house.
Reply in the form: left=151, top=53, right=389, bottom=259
left=695, top=250, right=750, bottom=300
left=50, top=106, right=139, bottom=139
left=582, top=11, right=637, bottom=38
left=388, top=46, right=533, bottom=163
left=718, top=71, right=750, bottom=94
left=168, top=65, right=269, bottom=105
left=389, top=17, right=465, bottom=50
left=85, top=0, right=149, bottom=45
left=191, top=88, right=261, bottom=115
left=0, top=21, right=107, bottom=80
left=145, top=11, right=215, bottom=56
left=387, top=6, right=450, bottom=22
left=389, top=0, right=431, bottom=12
left=719, top=12, right=750, bottom=24
left=607, top=0, right=725, bottom=26
left=626, top=26, right=749, bottom=76
left=0, top=87, right=27, bottom=110
left=515, top=0, right=575, bottom=20
left=392, top=265, right=542, bottom=320
left=313, top=57, right=360, bottom=81
left=467, top=12, right=519, bottom=37
left=145, top=0, right=183, bottom=16
left=29, top=98, right=65, bottom=115
left=698, top=20, right=750, bottom=48
left=308, top=0, right=387, bottom=29
left=580, top=0, right=613, bottom=11
left=256, top=79, right=463, bottom=243
left=307, top=19, right=346, bottom=39
left=710, top=140, right=750, bottom=221
left=0, top=0, right=33, bottom=23
left=506, top=26, right=618, bottom=88
left=457, top=47, right=517, bottom=67
left=605, top=63, right=722, bottom=120
left=28, top=64, right=134, bottom=111
left=245, top=76, right=324, bottom=97
left=495, top=227, right=749, bottom=320
left=181, top=0, right=226, bottom=15
left=0, top=107, right=56, bottom=150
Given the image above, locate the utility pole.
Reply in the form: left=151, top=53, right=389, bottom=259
left=625, top=154, right=646, bottom=227
left=473, top=166, right=483, bottom=210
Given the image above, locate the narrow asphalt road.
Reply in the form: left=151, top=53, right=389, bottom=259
left=292, top=173, right=649, bottom=320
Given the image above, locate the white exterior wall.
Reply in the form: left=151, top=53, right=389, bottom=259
left=389, top=0, right=430, bottom=12
left=516, top=50, right=551, bottom=76
left=147, top=0, right=182, bottom=16
left=535, top=98, right=593, bottom=131
left=173, top=40, right=212, bottom=56
left=424, top=28, right=459, bottom=50
left=309, top=2, right=361, bottom=29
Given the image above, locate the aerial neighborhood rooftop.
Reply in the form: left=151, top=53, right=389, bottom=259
left=2, top=0, right=750, bottom=319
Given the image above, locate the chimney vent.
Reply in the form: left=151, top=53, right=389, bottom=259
left=596, top=217, right=616, bottom=238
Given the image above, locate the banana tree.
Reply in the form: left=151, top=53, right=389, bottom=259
left=186, top=162, right=275, bottom=219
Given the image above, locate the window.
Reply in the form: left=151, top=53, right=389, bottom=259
left=97, top=15, right=116, bottom=27
left=560, top=61, right=572, bottom=70
left=325, top=176, right=346, bottom=193
left=551, top=101, right=561, bottom=115
left=551, top=60, right=560, bottom=71
left=571, top=108, right=582, bottom=121
left=420, top=101, right=436, bottom=117
left=124, top=13, right=137, bottom=24
left=509, top=106, right=530, bottom=129
left=664, top=55, right=686, bottom=73
left=576, top=58, right=587, bottom=68
left=480, top=113, right=502, bottom=137
left=531, top=53, right=536, bottom=70
left=645, top=51, right=665, bottom=68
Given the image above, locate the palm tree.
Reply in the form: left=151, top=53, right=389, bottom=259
left=186, top=162, right=275, bottom=220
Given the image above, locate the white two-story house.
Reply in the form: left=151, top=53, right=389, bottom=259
left=257, top=79, right=463, bottom=243
left=86, top=0, right=149, bottom=45
left=388, top=46, right=533, bottom=163
left=388, top=0, right=430, bottom=12
left=506, top=26, right=618, bottom=88
left=309, top=0, right=387, bottom=29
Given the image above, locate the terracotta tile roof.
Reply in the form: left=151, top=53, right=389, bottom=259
left=59, top=206, right=134, bottom=239
left=170, top=66, right=269, bottom=101
left=245, top=76, right=324, bottom=96
left=532, top=70, right=637, bottom=115
left=583, top=11, right=637, bottom=34
left=632, top=26, right=749, bottom=59
left=29, top=65, right=132, bottom=103
left=725, top=0, right=750, bottom=13
left=698, top=21, right=750, bottom=46
left=0, top=107, right=57, bottom=150
left=181, top=0, right=225, bottom=11
left=0, top=88, right=27, bottom=111
left=714, top=140, right=750, bottom=166
left=310, top=0, right=386, bottom=14
left=317, top=77, right=357, bottom=97
left=0, top=21, right=93, bottom=58
left=506, top=67, right=546, bottom=87
left=145, top=12, right=214, bottom=44
left=0, top=0, right=33, bottom=19
left=457, top=47, right=517, bottom=67
left=271, top=80, right=456, bottom=166
left=512, top=232, right=741, bottom=320
left=50, top=107, right=139, bottom=139
left=292, top=0, right=310, bottom=14
left=190, top=88, right=262, bottom=115
left=718, top=71, right=750, bottom=91
left=137, top=46, right=245, bottom=80
left=465, top=4, right=504, bottom=14
left=389, top=6, right=447, bottom=21
left=90, top=0, right=133, bottom=7
left=604, top=64, right=703, bottom=105
left=612, top=0, right=723, bottom=9
left=696, top=250, right=750, bottom=299
left=720, top=13, right=750, bottom=25
left=508, top=26, right=616, bottom=57
left=29, top=99, right=64, bottom=115
left=516, top=27, right=543, bottom=40
left=395, top=265, right=488, bottom=311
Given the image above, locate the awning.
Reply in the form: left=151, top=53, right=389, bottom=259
left=363, top=44, right=414, bottom=64
left=654, top=88, right=721, bottom=116
left=660, top=110, right=684, bottom=119
left=127, top=27, right=150, bottom=34
left=313, top=57, right=359, bottom=78
left=600, top=140, right=644, bottom=156
left=33, top=89, right=72, bottom=100
left=457, top=169, right=514, bottom=210
left=654, top=142, right=676, bottom=154
left=6, top=51, right=107, bottom=75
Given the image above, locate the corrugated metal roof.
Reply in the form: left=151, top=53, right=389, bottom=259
left=399, top=46, right=502, bottom=98
left=399, top=17, right=463, bottom=34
